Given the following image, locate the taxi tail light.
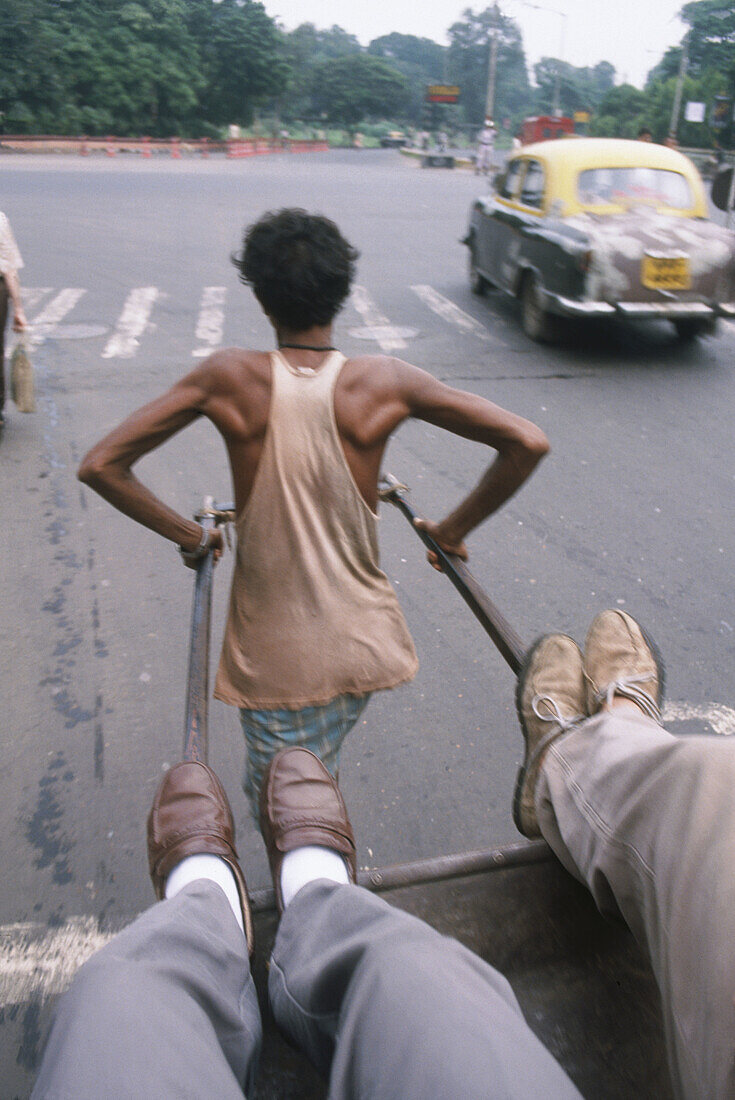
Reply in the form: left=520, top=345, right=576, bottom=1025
left=577, top=249, right=593, bottom=273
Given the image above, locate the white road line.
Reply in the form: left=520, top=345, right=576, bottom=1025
left=102, top=287, right=159, bottom=359
left=192, top=286, right=226, bottom=358
left=411, top=284, right=503, bottom=345
left=0, top=916, right=114, bottom=1006
left=23, top=287, right=54, bottom=313
left=350, top=285, right=407, bottom=352
left=663, top=701, right=735, bottom=737
left=26, top=289, right=87, bottom=348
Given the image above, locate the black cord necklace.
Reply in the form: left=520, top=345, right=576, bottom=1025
left=278, top=342, right=336, bottom=351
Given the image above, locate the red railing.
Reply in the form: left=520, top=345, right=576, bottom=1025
left=226, top=138, right=329, bottom=158
left=0, top=134, right=329, bottom=157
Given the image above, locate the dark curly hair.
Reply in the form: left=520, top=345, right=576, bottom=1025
left=232, top=209, right=359, bottom=331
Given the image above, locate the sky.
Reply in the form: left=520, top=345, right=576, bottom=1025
left=262, top=0, right=687, bottom=89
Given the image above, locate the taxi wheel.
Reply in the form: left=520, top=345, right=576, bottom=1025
left=468, top=242, right=487, bottom=296
left=520, top=274, right=554, bottom=343
left=673, top=318, right=718, bottom=341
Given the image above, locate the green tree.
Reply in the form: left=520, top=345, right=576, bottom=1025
left=279, top=23, right=361, bottom=121
left=201, top=0, right=289, bottom=127
left=311, top=24, right=362, bottom=59
left=447, top=7, right=532, bottom=128
left=311, top=54, right=409, bottom=126
left=0, top=0, right=72, bottom=132
left=592, top=61, right=616, bottom=98
left=680, top=0, right=735, bottom=82
left=589, top=84, right=648, bottom=137
left=644, top=2, right=735, bottom=146
left=368, top=33, right=445, bottom=77
left=533, top=58, right=617, bottom=116
left=646, top=46, right=682, bottom=87
left=368, top=33, right=447, bottom=125
left=0, top=0, right=289, bottom=135
left=646, top=70, right=729, bottom=145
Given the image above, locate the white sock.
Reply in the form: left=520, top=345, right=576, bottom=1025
left=165, top=854, right=244, bottom=936
left=280, top=845, right=350, bottom=908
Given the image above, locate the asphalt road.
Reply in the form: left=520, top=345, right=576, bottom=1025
left=1, top=148, right=734, bottom=1092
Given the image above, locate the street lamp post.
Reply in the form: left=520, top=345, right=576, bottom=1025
left=512, top=1, right=567, bottom=115
left=485, top=3, right=501, bottom=121
left=551, top=10, right=568, bottom=115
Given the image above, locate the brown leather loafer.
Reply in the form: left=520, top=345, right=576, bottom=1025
left=147, top=760, right=254, bottom=955
left=259, top=747, right=356, bottom=912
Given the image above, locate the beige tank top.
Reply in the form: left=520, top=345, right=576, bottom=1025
left=214, top=350, right=418, bottom=709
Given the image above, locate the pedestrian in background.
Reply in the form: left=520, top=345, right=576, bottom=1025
left=476, top=119, right=496, bottom=175
left=0, top=212, right=28, bottom=427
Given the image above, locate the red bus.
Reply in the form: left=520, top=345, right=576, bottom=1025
left=521, top=115, right=574, bottom=144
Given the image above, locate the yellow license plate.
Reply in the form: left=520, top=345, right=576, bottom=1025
left=641, top=253, right=690, bottom=290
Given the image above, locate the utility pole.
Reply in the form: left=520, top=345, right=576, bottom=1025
left=485, top=3, right=500, bottom=121
left=669, top=33, right=688, bottom=141
left=552, top=64, right=561, bottom=116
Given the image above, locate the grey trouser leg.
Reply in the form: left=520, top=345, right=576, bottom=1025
left=32, top=882, right=261, bottom=1099
left=537, top=711, right=735, bottom=1100
left=269, top=879, right=581, bottom=1099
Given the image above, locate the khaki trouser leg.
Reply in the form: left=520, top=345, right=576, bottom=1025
left=0, top=278, right=8, bottom=412
left=537, top=712, right=735, bottom=1099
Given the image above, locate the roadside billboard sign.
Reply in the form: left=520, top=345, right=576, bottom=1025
left=685, top=101, right=705, bottom=123
left=427, top=85, right=460, bottom=103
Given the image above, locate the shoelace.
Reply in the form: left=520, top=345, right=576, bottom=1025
left=531, top=694, right=585, bottom=730
left=595, top=673, right=662, bottom=724
left=526, top=694, right=586, bottom=773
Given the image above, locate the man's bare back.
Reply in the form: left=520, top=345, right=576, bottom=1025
left=79, top=343, right=548, bottom=563
left=178, top=347, right=414, bottom=514
left=77, top=206, right=550, bottom=816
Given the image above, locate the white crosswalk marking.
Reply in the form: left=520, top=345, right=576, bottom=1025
left=102, top=287, right=159, bottom=359
left=0, top=915, right=114, bottom=1006
left=411, top=284, right=502, bottom=344
left=26, top=289, right=87, bottom=348
left=350, top=285, right=407, bottom=352
left=23, top=287, right=53, bottom=313
left=17, top=282, right=517, bottom=360
left=663, top=701, right=735, bottom=737
left=192, top=286, right=226, bottom=358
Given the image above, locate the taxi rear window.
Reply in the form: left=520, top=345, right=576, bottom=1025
left=576, top=167, right=693, bottom=210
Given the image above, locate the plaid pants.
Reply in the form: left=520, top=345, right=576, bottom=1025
left=239, top=693, right=370, bottom=821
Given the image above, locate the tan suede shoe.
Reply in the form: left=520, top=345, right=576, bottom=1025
left=514, top=633, right=585, bottom=838
left=147, top=760, right=254, bottom=955
left=583, top=610, right=664, bottom=722
left=260, top=747, right=356, bottom=913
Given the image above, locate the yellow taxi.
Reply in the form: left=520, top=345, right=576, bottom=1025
left=465, top=138, right=735, bottom=341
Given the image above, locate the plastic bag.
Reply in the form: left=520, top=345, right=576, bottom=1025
left=10, top=339, right=35, bottom=413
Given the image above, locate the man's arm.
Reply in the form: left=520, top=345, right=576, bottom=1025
left=4, top=269, right=27, bottom=331
left=77, top=370, right=223, bottom=560
left=393, top=361, right=549, bottom=564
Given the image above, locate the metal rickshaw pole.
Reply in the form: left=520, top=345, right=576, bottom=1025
left=183, top=498, right=217, bottom=763
left=378, top=473, right=526, bottom=676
